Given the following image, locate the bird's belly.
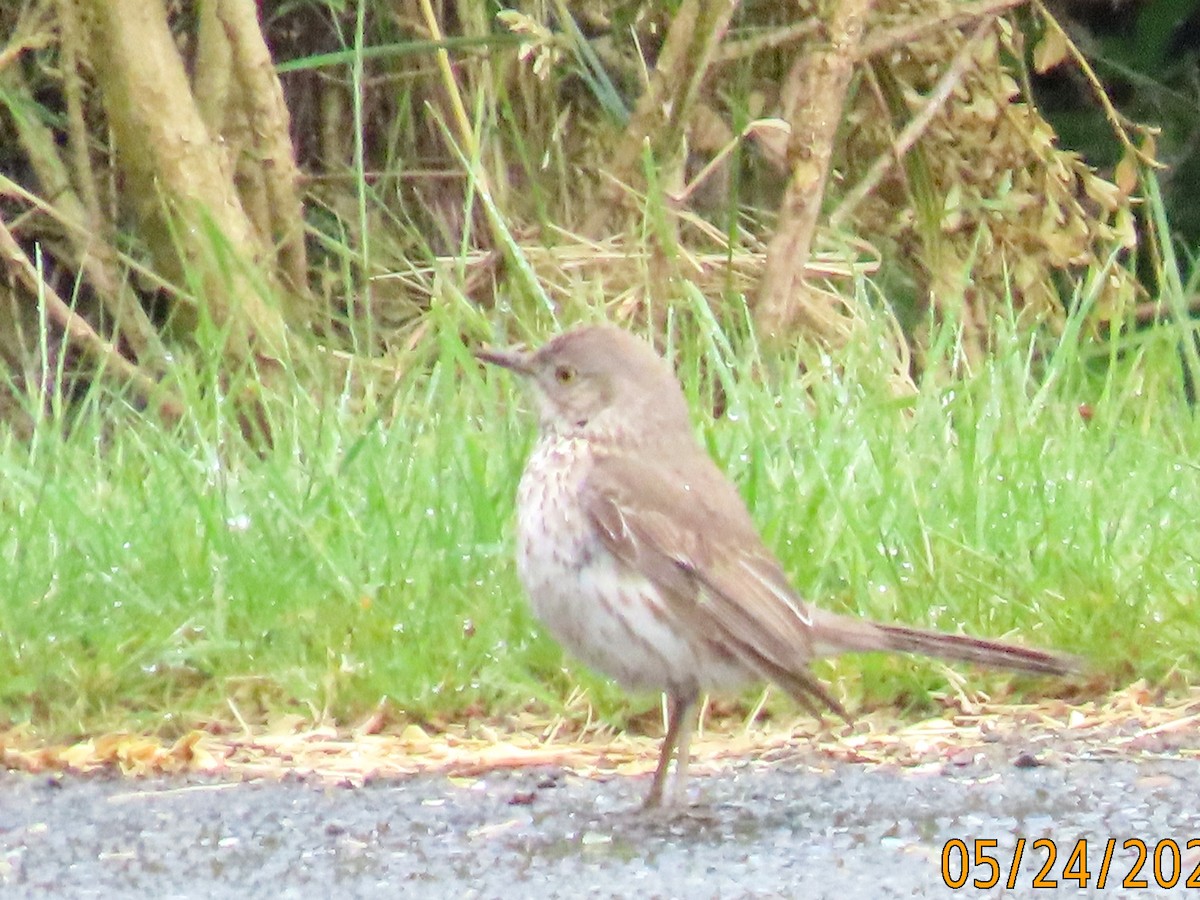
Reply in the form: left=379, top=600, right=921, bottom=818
left=514, top=441, right=749, bottom=694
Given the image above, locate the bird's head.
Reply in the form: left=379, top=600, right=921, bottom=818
left=477, top=324, right=693, bottom=441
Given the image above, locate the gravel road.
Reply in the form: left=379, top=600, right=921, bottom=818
left=3, top=746, right=1198, bottom=899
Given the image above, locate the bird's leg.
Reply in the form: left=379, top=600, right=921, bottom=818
left=643, top=690, right=697, bottom=809
left=668, top=692, right=698, bottom=805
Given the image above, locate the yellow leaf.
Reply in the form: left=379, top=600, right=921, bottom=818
left=1033, top=28, right=1069, bottom=74
left=1114, top=151, right=1139, bottom=195
left=59, top=739, right=98, bottom=771
left=1114, top=207, right=1137, bottom=248
left=1084, top=174, right=1123, bottom=211
left=400, top=723, right=431, bottom=744
left=967, top=96, right=998, bottom=122
left=1141, top=133, right=1158, bottom=161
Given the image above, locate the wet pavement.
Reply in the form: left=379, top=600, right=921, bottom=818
left=2, top=751, right=1198, bottom=898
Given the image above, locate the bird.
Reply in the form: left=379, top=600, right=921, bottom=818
left=477, top=323, right=1078, bottom=808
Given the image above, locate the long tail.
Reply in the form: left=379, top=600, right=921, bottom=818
left=811, top=610, right=1080, bottom=676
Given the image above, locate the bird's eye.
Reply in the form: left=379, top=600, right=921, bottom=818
left=553, top=365, right=576, bottom=384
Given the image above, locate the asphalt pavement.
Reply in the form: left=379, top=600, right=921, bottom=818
left=3, top=747, right=1198, bottom=898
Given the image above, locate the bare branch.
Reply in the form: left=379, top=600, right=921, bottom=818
left=217, top=0, right=309, bottom=296
left=0, top=215, right=185, bottom=422
left=756, top=0, right=876, bottom=342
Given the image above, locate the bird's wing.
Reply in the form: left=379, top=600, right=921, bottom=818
left=583, top=447, right=847, bottom=718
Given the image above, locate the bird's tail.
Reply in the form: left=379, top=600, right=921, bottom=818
left=811, top=610, right=1079, bottom=676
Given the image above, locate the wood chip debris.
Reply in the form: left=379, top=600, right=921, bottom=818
left=2, top=683, right=1195, bottom=786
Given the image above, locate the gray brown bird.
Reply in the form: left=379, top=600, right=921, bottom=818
left=479, top=324, right=1077, bottom=807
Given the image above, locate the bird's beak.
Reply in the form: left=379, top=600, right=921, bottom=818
left=476, top=344, right=534, bottom=376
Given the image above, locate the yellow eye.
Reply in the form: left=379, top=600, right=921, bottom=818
left=553, top=365, right=576, bottom=384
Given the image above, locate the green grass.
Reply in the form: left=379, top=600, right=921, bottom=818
left=2, top=290, right=1198, bottom=741
left=3, top=0, right=1194, bottom=749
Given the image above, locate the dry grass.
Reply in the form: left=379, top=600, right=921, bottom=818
left=3, top=683, right=1195, bottom=787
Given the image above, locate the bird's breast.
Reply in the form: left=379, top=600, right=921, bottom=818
left=512, top=435, right=750, bottom=694
left=515, top=435, right=596, bottom=587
